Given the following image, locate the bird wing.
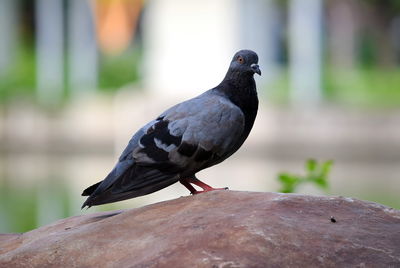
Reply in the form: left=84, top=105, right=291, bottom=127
left=82, top=92, right=245, bottom=207
left=132, top=91, right=245, bottom=173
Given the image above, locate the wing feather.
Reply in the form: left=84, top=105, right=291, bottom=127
left=133, top=92, right=245, bottom=172
left=82, top=91, right=245, bottom=208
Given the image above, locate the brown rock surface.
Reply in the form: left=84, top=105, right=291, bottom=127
left=1, top=191, right=400, bottom=267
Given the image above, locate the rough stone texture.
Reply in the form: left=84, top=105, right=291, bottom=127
left=1, top=191, right=400, bottom=267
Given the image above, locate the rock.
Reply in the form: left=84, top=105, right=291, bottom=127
left=1, top=191, right=400, bottom=267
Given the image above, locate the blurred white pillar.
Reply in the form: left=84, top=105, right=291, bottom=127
left=143, top=0, right=237, bottom=98
left=239, top=0, right=280, bottom=86
left=390, top=16, right=400, bottom=64
left=35, top=0, right=64, bottom=105
left=328, top=0, right=358, bottom=68
left=68, top=0, right=98, bottom=97
left=288, top=0, right=323, bottom=105
left=0, top=0, right=18, bottom=76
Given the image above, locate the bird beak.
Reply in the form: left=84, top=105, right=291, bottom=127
left=251, top=63, right=261, bottom=76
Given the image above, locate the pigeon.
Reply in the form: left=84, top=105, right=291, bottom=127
left=81, top=49, right=261, bottom=208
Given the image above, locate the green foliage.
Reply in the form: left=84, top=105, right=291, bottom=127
left=0, top=43, right=36, bottom=102
left=277, top=159, right=333, bottom=193
left=0, top=180, right=72, bottom=233
left=0, top=183, right=38, bottom=233
left=0, top=43, right=142, bottom=104
left=98, top=48, right=142, bottom=91
left=268, top=67, right=400, bottom=108
left=324, top=67, right=400, bottom=108
left=365, top=0, right=400, bottom=13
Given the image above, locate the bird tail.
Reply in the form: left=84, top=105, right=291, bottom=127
left=82, top=182, right=101, bottom=196
left=81, top=165, right=179, bottom=209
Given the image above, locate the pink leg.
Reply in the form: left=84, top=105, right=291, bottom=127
left=179, top=179, right=198, bottom=195
left=180, top=177, right=228, bottom=195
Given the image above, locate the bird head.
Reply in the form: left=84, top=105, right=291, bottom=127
left=229, top=50, right=261, bottom=76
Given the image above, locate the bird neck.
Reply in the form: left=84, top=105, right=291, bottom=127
left=211, top=70, right=259, bottom=157
left=217, top=72, right=258, bottom=108
left=215, top=72, right=259, bottom=134
left=223, top=69, right=255, bottom=86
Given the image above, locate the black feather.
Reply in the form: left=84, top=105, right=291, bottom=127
left=139, top=120, right=182, bottom=162
left=82, top=165, right=179, bottom=208
left=177, top=142, right=197, bottom=157
left=82, top=182, right=101, bottom=196
left=194, top=147, right=213, bottom=162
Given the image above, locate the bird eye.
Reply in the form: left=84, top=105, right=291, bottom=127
left=237, top=56, right=244, bottom=64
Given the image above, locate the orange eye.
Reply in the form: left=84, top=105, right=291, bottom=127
left=237, top=56, right=244, bottom=64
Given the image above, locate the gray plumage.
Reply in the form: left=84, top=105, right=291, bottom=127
left=82, top=49, right=261, bottom=208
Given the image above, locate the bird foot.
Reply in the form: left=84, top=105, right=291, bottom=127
left=190, top=187, right=229, bottom=195
left=180, top=178, right=228, bottom=195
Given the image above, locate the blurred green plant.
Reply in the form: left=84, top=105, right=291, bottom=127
left=277, top=159, right=333, bottom=193
left=268, top=67, right=400, bottom=108
left=0, top=43, right=142, bottom=105
left=98, top=48, right=142, bottom=91
left=0, top=43, right=36, bottom=102
left=0, top=180, right=72, bottom=233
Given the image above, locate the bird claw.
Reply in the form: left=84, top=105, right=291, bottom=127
left=180, top=177, right=228, bottom=195
left=190, top=187, right=229, bottom=195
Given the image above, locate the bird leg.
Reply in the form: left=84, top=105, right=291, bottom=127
left=180, top=177, right=228, bottom=195
left=179, top=179, right=198, bottom=194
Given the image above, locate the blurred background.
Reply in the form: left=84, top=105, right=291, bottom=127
left=1, top=0, right=400, bottom=233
